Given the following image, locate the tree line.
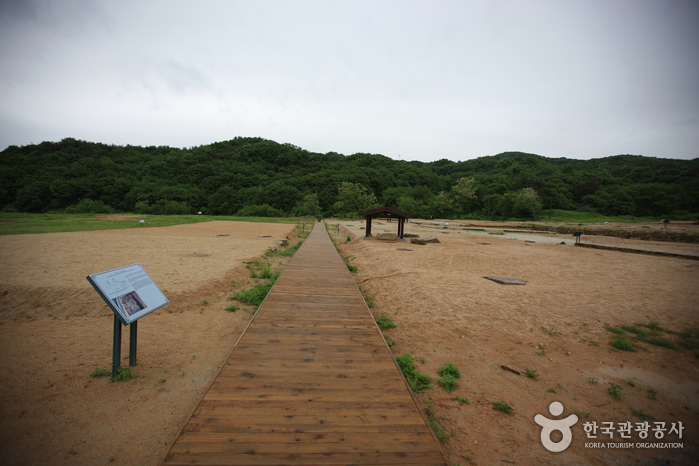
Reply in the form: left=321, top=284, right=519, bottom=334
left=1, top=137, right=697, bottom=219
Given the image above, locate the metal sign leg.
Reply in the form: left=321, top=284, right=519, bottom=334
left=129, top=321, right=138, bottom=367
left=112, top=315, right=122, bottom=379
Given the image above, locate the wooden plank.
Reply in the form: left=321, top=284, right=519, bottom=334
left=160, top=223, right=446, bottom=466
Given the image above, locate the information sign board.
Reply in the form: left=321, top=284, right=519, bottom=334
left=87, top=263, right=169, bottom=325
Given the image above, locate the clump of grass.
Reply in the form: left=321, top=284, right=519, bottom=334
left=437, top=363, right=461, bottom=379
left=637, top=317, right=663, bottom=332
left=637, top=335, right=676, bottom=350
left=278, top=240, right=303, bottom=256
left=375, top=314, right=396, bottom=330
left=232, top=280, right=275, bottom=309
left=396, top=354, right=432, bottom=393
left=347, top=263, right=358, bottom=273
left=523, top=368, right=539, bottom=378
left=429, top=419, right=449, bottom=442
left=619, top=325, right=651, bottom=337
left=456, top=396, right=470, bottom=405
left=625, top=377, right=636, bottom=387
left=647, top=388, right=657, bottom=400
left=541, top=326, right=562, bottom=336
left=492, top=401, right=513, bottom=415
left=571, top=408, right=590, bottom=418
left=435, top=363, right=461, bottom=393
left=631, top=408, right=654, bottom=421
left=611, top=337, right=634, bottom=351
left=225, top=304, right=239, bottom=312
left=607, top=382, right=623, bottom=400
left=547, top=387, right=557, bottom=394
left=605, top=326, right=626, bottom=335
left=438, top=374, right=459, bottom=393
left=111, top=366, right=138, bottom=382
left=587, top=377, right=599, bottom=385
left=90, top=368, right=111, bottom=378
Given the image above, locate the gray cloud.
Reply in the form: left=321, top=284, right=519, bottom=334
left=1, top=0, right=697, bottom=161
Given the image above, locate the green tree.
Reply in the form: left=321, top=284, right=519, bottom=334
left=431, top=191, right=455, bottom=218
left=295, top=193, right=320, bottom=217
left=512, top=187, right=542, bottom=219
left=333, top=182, right=378, bottom=216
left=451, top=177, right=478, bottom=214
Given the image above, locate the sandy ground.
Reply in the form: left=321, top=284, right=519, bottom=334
left=1, top=219, right=697, bottom=465
left=0, top=221, right=298, bottom=465
left=332, top=220, right=699, bottom=465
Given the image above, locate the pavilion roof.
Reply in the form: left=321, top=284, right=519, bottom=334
left=358, top=207, right=412, bottom=219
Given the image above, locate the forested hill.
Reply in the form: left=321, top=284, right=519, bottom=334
left=1, top=137, right=697, bottom=219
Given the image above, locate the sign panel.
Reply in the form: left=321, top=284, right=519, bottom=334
left=87, top=263, right=169, bottom=325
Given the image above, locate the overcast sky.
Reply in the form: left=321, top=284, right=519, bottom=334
left=1, top=0, right=697, bottom=162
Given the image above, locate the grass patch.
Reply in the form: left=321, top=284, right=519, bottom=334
left=89, top=368, right=111, bottom=378
left=437, top=374, right=459, bottom=393
left=375, top=314, right=396, bottom=330
left=636, top=335, right=677, bottom=350
left=437, top=362, right=461, bottom=379
left=456, top=396, right=470, bottom=405
left=605, top=326, right=626, bottom=336
left=231, top=280, right=276, bottom=309
left=429, top=420, right=449, bottom=442
left=492, top=401, right=513, bottom=415
left=395, top=354, right=433, bottom=393
left=607, top=382, right=624, bottom=400
left=0, top=213, right=301, bottom=236
left=523, top=368, right=539, bottom=378
left=631, top=408, right=654, bottom=421
left=610, top=337, right=634, bottom=351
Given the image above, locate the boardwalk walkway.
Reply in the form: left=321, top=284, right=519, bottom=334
left=161, top=222, right=446, bottom=465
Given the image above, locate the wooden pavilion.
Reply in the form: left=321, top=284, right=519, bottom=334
left=358, top=207, right=412, bottom=241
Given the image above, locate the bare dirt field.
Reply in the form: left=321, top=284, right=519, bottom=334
left=0, top=221, right=298, bottom=465
left=332, top=219, right=699, bottom=465
left=0, top=219, right=697, bottom=465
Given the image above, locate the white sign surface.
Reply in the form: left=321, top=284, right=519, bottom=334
left=87, top=263, right=169, bottom=324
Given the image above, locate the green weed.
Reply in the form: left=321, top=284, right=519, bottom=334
left=396, top=354, right=433, bottom=393
left=492, top=401, right=513, bottom=415
left=429, top=419, right=449, bottom=441
left=607, top=382, right=623, bottom=400
left=111, top=366, right=138, bottom=382
left=631, top=408, right=654, bottom=421
left=437, top=362, right=461, bottom=379
left=225, top=304, right=239, bottom=312
left=541, top=326, right=562, bottom=336
left=571, top=408, right=590, bottom=418
left=375, top=314, right=396, bottom=330
left=456, top=396, right=470, bottom=405
left=647, top=388, right=657, bottom=400
left=611, top=337, right=634, bottom=351
left=89, top=368, right=111, bottom=378
left=438, top=373, right=459, bottom=393
left=523, top=368, right=539, bottom=378
left=605, top=326, right=626, bottom=335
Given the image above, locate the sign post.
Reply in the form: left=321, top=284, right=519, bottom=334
left=87, top=263, right=169, bottom=378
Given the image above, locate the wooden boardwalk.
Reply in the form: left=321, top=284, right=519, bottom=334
left=161, top=223, right=447, bottom=466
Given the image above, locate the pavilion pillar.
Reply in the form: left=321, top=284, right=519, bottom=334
left=364, top=216, right=372, bottom=239
left=397, top=218, right=405, bottom=242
